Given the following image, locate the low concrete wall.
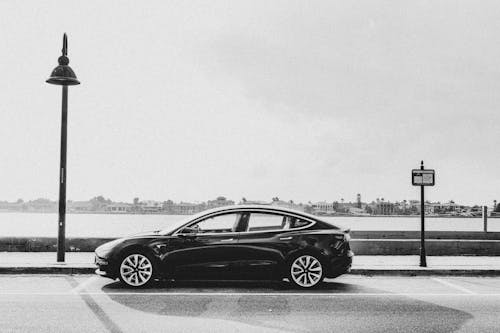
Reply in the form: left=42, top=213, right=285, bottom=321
left=350, top=239, right=500, bottom=256
left=0, top=237, right=115, bottom=252
left=351, top=231, right=500, bottom=240
left=347, top=231, right=500, bottom=255
left=1, top=231, right=499, bottom=255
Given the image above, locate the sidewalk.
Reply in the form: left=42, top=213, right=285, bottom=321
left=1, top=252, right=500, bottom=276
left=353, top=255, right=500, bottom=276
left=0, top=252, right=94, bottom=274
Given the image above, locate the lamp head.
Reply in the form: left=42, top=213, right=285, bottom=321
left=46, top=33, right=80, bottom=86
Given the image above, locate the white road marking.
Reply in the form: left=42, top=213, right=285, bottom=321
left=0, top=292, right=497, bottom=297
left=431, top=278, right=476, bottom=294
left=70, top=276, right=100, bottom=294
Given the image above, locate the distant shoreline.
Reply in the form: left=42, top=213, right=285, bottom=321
left=0, top=210, right=494, bottom=218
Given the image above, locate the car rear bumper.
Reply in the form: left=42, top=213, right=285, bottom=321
left=326, top=250, right=354, bottom=278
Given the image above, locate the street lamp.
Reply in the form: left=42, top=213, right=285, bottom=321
left=46, top=33, right=80, bottom=262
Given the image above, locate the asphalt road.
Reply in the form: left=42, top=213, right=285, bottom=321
left=1, top=275, right=500, bottom=332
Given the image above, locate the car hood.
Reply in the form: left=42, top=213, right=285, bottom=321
left=95, top=230, right=162, bottom=257
left=128, top=230, right=161, bottom=238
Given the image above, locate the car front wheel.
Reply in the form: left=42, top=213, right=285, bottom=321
left=289, top=254, right=324, bottom=288
left=118, top=253, right=154, bottom=288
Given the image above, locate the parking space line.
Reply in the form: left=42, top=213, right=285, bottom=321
left=431, top=278, right=476, bottom=294
left=71, top=276, right=100, bottom=294
left=78, top=292, right=123, bottom=333
left=65, top=276, right=123, bottom=333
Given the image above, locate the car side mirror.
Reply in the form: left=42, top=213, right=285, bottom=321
left=179, top=226, right=198, bottom=235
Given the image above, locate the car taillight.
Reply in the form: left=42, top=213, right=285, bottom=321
left=331, top=234, right=343, bottom=250
left=331, top=233, right=350, bottom=252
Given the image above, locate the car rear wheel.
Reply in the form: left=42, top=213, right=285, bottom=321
left=289, top=254, right=324, bottom=288
left=119, top=253, right=154, bottom=288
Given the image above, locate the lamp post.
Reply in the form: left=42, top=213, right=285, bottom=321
left=46, top=33, right=80, bottom=262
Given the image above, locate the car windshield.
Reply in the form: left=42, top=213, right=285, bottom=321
left=159, top=217, right=192, bottom=235
left=159, top=210, right=213, bottom=235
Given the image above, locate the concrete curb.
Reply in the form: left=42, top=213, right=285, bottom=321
left=0, top=266, right=95, bottom=274
left=349, top=269, right=500, bottom=276
left=1, top=266, right=500, bottom=276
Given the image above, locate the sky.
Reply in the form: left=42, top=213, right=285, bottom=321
left=0, top=0, right=499, bottom=205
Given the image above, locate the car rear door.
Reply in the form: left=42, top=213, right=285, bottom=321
left=236, top=212, right=300, bottom=279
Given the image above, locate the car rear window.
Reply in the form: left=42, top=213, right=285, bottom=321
left=247, top=213, right=285, bottom=231
left=246, top=213, right=313, bottom=231
left=291, top=217, right=310, bottom=228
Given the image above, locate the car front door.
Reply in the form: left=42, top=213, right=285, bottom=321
left=165, top=212, right=242, bottom=279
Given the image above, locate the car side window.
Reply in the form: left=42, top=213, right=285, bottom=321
left=185, top=213, right=240, bottom=234
left=247, top=213, right=288, bottom=232
left=291, top=217, right=310, bottom=228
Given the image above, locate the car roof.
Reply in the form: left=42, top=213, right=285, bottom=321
left=161, top=204, right=341, bottom=235
left=196, top=204, right=324, bottom=222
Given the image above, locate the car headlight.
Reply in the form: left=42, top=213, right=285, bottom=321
left=95, top=239, right=123, bottom=257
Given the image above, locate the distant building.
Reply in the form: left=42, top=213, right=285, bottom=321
left=373, top=199, right=395, bottom=215
left=311, top=201, right=335, bottom=214
left=170, top=202, right=205, bottom=215
left=425, top=202, right=435, bottom=215
left=348, top=207, right=368, bottom=215
left=207, top=196, right=235, bottom=208
left=0, top=201, right=24, bottom=211
left=68, top=201, right=93, bottom=212
left=25, top=199, right=57, bottom=212
left=393, top=201, right=411, bottom=214
left=105, top=203, right=133, bottom=213
left=270, top=200, right=305, bottom=212
left=409, top=200, right=420, bottom=208
left=403, top=200, right=469, bottom=215
left=139, top=200, right=163, bottom=213
left=427, top=201, right=467, bottom=214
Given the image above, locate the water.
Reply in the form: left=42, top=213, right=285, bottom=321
left=0, top=212, right=497, bottom=238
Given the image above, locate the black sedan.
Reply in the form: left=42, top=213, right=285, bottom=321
left=94, top=205, right=353, bottom=288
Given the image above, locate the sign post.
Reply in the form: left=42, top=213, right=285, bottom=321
left=483, top=206, right=488, bottom=232
left=412, top=161, right=435, bottom=267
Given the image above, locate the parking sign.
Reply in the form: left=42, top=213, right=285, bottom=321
left=412, top=169, right=435, bottom=186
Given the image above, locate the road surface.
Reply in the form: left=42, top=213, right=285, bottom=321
left=1, top=275, right=500, bottom=332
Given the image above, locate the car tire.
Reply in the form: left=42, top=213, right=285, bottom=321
left=288, top=253, right=325, bottom=288
left=118, top=252, right=156, bottom=288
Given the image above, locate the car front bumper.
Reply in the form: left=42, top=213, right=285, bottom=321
left=94, top=254, right=117, bottom=279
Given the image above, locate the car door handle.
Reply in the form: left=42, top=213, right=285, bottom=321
left=219, top=238, right=234, bottom=242
left=279, top=237, right=293, bottom=241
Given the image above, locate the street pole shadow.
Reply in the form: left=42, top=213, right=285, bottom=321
left=101, top=279, right=474, bottom=332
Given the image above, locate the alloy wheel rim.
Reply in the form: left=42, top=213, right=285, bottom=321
left=120, top=254, right=153, bottom=287
left=291, top=255, right=322, bottom=287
